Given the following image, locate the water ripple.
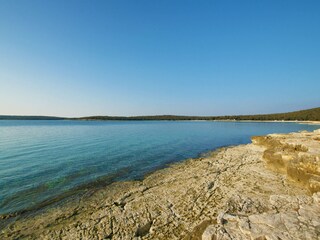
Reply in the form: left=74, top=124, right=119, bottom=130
left=0, top=120, right=318, bottom=214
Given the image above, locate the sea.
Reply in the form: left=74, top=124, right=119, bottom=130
left=0, top=120, right=318, bottom=215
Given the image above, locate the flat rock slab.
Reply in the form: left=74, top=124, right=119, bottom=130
left=1, top=130, right=320, bottom=239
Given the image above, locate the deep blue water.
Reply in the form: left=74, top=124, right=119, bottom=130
left=0, top=120, right=318, bottom=214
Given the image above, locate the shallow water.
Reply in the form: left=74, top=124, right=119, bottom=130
left=0, top=120, right=318, bottom=214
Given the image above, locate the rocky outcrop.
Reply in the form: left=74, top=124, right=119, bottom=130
left=1, top=130, right=319, bottom=239
left=252, top=129, right=320, bottom=193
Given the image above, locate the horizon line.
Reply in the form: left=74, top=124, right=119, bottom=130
left=1, top=106, right=319, bottom=119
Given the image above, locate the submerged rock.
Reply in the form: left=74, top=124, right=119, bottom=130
left=1, top=129, right=320, bottom=239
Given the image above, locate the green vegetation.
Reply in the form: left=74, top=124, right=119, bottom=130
left=0, top=115, right=65, bottom=120
left=77, top=107, right=320, bottom=121
left=215, top=107, right=320, bottom=121
left=1, top=107, right=319, bottom=121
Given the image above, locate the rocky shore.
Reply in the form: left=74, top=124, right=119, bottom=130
left=1, top=129, right=320, bottom=239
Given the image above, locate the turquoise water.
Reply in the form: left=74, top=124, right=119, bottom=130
left=0, top=120, right=318, bottom=215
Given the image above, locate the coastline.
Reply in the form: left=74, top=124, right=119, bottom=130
left=212, top=120, right=320, bottom=125
left=1, top=128, right=320, bottom=239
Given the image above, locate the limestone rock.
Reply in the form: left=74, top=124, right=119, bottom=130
left=1, top=129, right=320, bottom=239
left=252, top=129, right=320, bottom=193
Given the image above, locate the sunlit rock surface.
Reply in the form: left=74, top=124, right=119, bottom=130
left=1, top=129, right=319, bottom=239
left=252, top=129, right=320, bottom=193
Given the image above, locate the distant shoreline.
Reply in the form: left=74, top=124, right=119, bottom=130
left=1, top=106, right=319, bottom=121
left=1, top=117, right=319, bottom=125
left=74, top=119, right=320, bottom=125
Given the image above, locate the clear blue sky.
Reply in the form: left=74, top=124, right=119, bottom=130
left=1, top=0, right=319, bottom=117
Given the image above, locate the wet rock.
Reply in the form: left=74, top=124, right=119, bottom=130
left=1, top=129, right=320, bottom=239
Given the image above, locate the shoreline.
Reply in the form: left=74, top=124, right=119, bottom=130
left=1, top=121, right=317, bottom=218
left=1, top=118, right=320, bottom=125
left=1, top=129, right=320, bottom=239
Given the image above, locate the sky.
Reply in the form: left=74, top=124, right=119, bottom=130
left=0, top=0, right=319, bottom=117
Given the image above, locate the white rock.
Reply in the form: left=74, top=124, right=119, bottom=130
left=202, top=225, right=216, bottom=240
